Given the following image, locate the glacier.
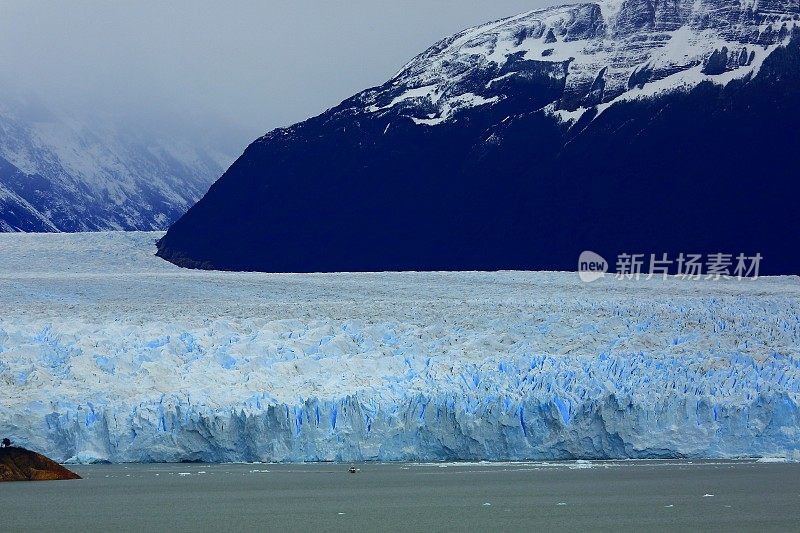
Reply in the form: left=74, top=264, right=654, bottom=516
left=1, top=232, right=799, bottom=463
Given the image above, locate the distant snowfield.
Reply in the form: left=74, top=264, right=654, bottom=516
left=0, top=232, right=798, bottom=463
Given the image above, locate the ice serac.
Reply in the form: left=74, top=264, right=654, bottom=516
left=1, top=233, right=799, bottom=463
left=157, top=0, right=800, bottom=274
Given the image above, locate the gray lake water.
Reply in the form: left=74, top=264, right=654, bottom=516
left=3, top=460, right=800, bottom=532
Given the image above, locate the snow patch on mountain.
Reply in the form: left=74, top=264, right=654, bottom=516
left=359, top=0, right=799, bottom=125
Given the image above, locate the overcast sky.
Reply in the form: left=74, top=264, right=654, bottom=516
left=1, top=1, right=552, bottom=149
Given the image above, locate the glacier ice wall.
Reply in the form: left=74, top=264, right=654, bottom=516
left=0, top=232, right=798, bottom=463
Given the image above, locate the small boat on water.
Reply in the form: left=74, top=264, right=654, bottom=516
left=348, top=465, right=358, bottom=474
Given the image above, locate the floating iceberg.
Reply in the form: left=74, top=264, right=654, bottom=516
left=0, top=232, right=798, bottom=463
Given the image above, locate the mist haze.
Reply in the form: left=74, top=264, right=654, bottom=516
left=1, top=1, right=549, bottom=152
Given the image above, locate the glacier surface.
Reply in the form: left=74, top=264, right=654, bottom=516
left=0, top=232, right=798, bottom=463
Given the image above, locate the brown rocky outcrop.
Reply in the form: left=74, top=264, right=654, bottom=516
left=0, top=446, right=81, bottom=482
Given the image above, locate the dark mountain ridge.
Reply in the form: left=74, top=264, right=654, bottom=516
left=158, top=0, right=800, bottom=274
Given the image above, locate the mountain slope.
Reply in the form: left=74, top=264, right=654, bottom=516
left=158, top=0, right=800, bottom=274
left=0, top=95, right=236, bottom=232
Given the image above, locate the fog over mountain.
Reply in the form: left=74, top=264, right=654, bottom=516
left=1, top=1, right=548, bottom=147
left=0, top=1, right=551, bottom=231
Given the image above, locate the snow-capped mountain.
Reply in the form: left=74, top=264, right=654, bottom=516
left=158, top=0, right=800, bottom=274
left=0, top=94, right=235, bottom=232
left=361, top=0, right=792, bottom=124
